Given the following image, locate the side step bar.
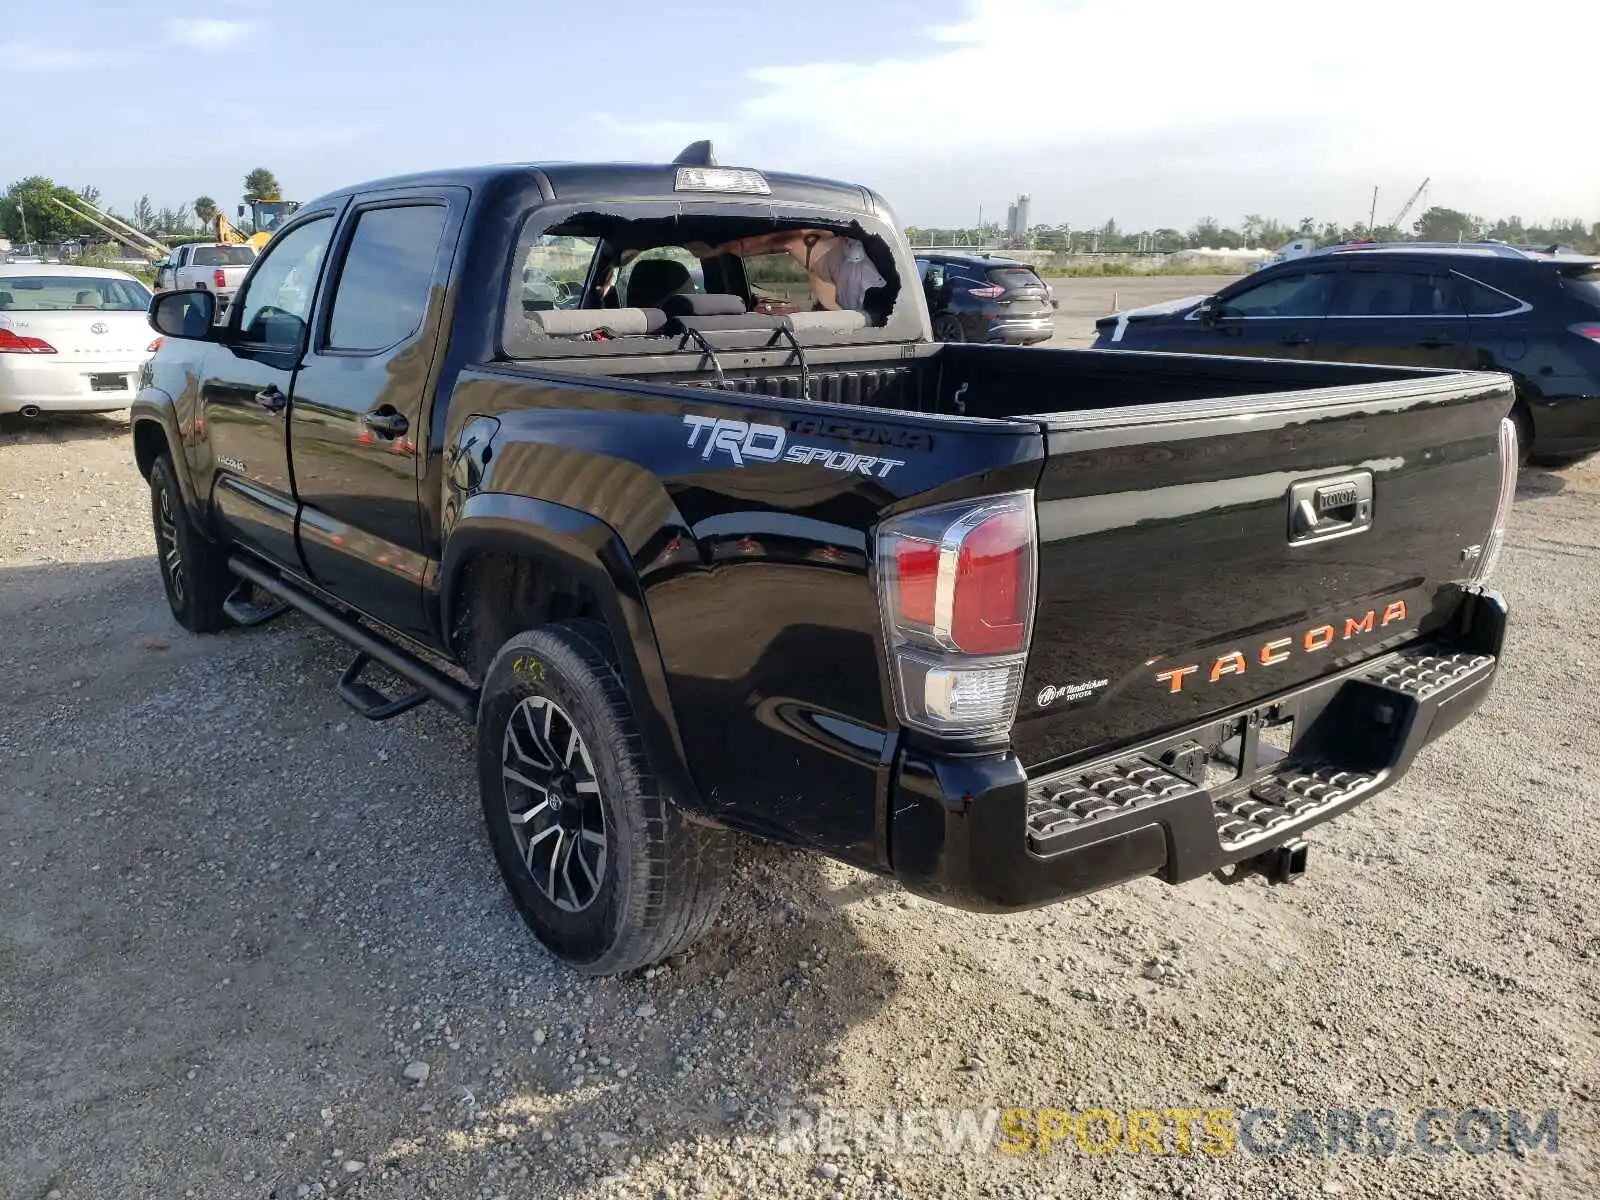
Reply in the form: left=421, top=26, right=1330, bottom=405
left=222, top=580, right=292, bottom=628
left=228, top=556, right=479, bottom=724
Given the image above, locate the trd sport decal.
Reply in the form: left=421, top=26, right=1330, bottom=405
left=683, top=415, right=906, bottom=478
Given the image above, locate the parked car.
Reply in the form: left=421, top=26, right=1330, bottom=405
left=0, top=264, right=158, bottom=417
left=915, top=252, right=1056, bottom=344
left=1093, top=241, right=1600, bottom=464
left=133, top=151, right=1513, bottom=974
left=153, top=243, right=258, bottom=313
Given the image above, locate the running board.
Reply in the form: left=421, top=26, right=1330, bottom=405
left=222, top=580, right=291, bottom=627
left=227, top=555, right=479, bottom=723
left=338, top=651, right=430, bottom=722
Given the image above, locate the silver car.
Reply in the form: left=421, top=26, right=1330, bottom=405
left=0, top=265, right=157, bottom=417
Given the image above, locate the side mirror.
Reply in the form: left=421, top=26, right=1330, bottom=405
left=149, top=289, right=216, bottom=340
left=1196, top=298, right=1222, bottom=327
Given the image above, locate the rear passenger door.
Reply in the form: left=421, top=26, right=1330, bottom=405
left=288, top=190, right=463, bottom=640
left=1314, top=264, right=1472, bottom=368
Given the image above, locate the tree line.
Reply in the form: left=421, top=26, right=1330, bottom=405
left=907, top=207, right=1600, bottom=256
left=0, top=168, right=283, bottom=245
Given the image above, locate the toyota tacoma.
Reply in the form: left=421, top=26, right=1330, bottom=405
left=131, top=144, right=1517, bottom=974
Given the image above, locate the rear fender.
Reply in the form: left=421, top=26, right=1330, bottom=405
left=440, top=493, right=703, bottom=815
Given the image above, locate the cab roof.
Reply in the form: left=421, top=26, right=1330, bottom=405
left=315, top=160, right=885, bottom=217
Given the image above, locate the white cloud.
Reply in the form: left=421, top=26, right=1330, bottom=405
left=0, top=40, right=123, bottom=71
left=595, top=0, right=1599, bottom=227
left=166, top=18, right=258, bottom=51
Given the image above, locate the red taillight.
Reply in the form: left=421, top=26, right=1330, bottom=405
left=949, top=508, right=1029, bottom=654
left=214, top=269, right=227, bottom=289
left=878, top=492, right=1037, bottom=738
left=893, top=542, right=941, bottom=627
left=0, top=328, right=56, bottom=354
left=147, top=337, right=164, bottom=353
left=967, top=284, right=1006, bottom=299
left=1570, top=323, right=1600, bottom=344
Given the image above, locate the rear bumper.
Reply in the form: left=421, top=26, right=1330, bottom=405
left=988, top=315, right=1055, bottom=344
left=888, top=589, right=1508, bottom=912
left=0, top=355, right=148, bottom=413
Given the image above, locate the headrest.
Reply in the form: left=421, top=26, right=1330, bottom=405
left=667, top=312, right=783, bottom=334
left=627, top=259, right=693, bottom=308
left=660, top=292, right=746, bottom=318
left=528, top=307, right=667, bottom=337
left=0, top=291, right=12, bottom=308
left=75, top=290, right=103, bottom=308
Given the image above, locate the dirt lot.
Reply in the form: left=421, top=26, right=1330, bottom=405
left=2, top=281, right=1596, bottom=1200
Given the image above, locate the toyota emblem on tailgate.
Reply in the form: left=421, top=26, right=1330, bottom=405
left=90, top=322, right=108, bottom=335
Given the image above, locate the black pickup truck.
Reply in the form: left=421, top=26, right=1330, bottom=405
left=132, top=146, right=1517, bottom=975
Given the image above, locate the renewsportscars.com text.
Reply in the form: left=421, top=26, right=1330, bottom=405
left=773, top=1106, right=1560, bottom=1158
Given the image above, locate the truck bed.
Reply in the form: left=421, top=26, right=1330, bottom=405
left=515, top=340, right=1433, bottom=422
left=471, top=343, right=1512, bottom=782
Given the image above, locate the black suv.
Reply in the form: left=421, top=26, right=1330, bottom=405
left=1093, top=242, right=1600, bottom=464
left=915, top=252, right=1056, bottom=345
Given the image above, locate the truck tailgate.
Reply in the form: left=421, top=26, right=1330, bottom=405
left=1012, top=370, right=1514, bottom=771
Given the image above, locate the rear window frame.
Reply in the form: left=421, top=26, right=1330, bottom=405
left=1559, top=269, right=1600, bottom=312
left=190, top=245, right=257, bottom=268
left=0, top=274, right=152, bottom=311
left=985, top=266, right=1046, bottom=291
left=497, top=199, right=922, bottom=360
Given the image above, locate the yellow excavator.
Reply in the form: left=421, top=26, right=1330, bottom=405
left=213, top=198, right=301, bottom=250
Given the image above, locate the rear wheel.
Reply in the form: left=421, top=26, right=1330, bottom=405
left=477, top=620, right=731, bottom=975
left=932, top=313, right=966, bottom=343
left=1511, top=402, right=1534, bottom=468
left=149, top=454, right=234, bottom=633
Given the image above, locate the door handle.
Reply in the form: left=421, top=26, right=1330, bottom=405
left=1417, top=336, right=1455, bottom=348
left=1289, top=472, right=1374, bottom=544
left=1278, top=334, right=1314, bottom=346
left=253, top=384, right=286, bottom=412
left=362, top=407, right=409, bottom=439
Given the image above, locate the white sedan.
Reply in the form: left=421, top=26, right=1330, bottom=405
left=0, top=264, right=159, bottom=417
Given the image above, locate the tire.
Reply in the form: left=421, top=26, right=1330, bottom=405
left=477, top=620, right=731, bottom=975
left=1510, top=402, right=1534, bottom=468
left=149, top=454, right=234, bottom=633
left=931, top=313, right=965, bottom=343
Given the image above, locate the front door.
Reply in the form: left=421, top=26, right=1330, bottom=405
left=1199, top=265, right=1337, bottom=359
left=200, top=212, right=338, bottom=570
left=1313, top=264, right=1473, bottom=368
left=288, top=193, right=461, bottom=639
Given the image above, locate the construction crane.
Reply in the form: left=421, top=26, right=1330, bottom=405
left=1389, top=177, right=1430, bottom=231
left=45, top=193, right=171, bottom=260
left=211, top=212, right=251, bottom=245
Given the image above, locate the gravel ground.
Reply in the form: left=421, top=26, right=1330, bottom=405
left=1, top=290, right=1596, bottom=1199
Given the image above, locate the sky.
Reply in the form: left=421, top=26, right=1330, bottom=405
left=4, top=0, right=1596, bottom=234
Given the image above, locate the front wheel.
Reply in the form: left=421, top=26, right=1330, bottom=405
left=149, top=454, right=234, bottom=633
left=477, top=620, right=731, bottom=975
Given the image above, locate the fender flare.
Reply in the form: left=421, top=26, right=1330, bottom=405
left=440, top=492, right=704, bottom=815
left=130, top=390, right=202, bottom=515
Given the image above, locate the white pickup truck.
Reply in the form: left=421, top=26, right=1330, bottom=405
left=153, top=243, right=257, bottom=312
